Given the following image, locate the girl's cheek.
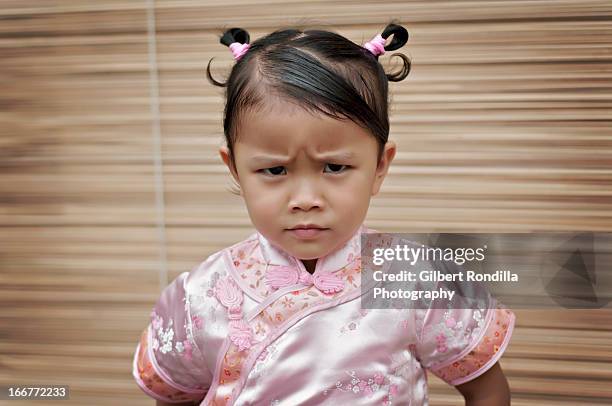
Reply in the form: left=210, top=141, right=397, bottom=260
left=246, top=188, right=282, bottom=209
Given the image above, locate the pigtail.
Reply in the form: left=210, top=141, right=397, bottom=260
left=381, top=23, right=408, bottom=52
left=380, top=22, right=411, bottom=82
left=206, top=27, right=252, bottom=87
left=219, top=27, right=250, bottom=48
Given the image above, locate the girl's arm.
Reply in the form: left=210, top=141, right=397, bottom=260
left=455, top=362, right=511, bottom=406
left=156, top=401, right=199, bottom=406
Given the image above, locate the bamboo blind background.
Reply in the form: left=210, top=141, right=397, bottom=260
left=1, top=1, right=611, bottom=405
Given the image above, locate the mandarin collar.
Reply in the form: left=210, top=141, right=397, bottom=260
left=256, top=224, right=367, bottom=275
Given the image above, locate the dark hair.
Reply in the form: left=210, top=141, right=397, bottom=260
left=207, top=22, right=411, bottom=194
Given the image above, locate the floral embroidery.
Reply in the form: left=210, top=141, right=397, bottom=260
left=149, top=310, right=197, bottom=361
left=249, top=343, right=279, bottom=379
left=424, top=307, right=486, bottom=354
left=435, top=333, right=448, bottom=353
left=151, top=337, right=159, bottom=351
left=180, top=270, right=222, bottom=332
left=191, top=315, right=203, bottom=330
left=470, top=309, right=484, bottom=338
left=158, top=319, right=174, bottom=354
left=202, top=271, right=220, bottom=297
left=151, top=311, right=163, bottom=330
left=322, top=350, right=412, bottom=402
left=339, top=308, right=369, bottom=334
left=432, top=306, right=514, bottom=385
left=389, top=350, right=413, bottom=381
left=135, top=328, right=205, bottom=403
left=230, top=239, right=272, bottom=298
left=182, top=296, right=197, bottom=355
left=280, top=296, right=295, bottom=308
left=326, top=370, right=398, bottom=404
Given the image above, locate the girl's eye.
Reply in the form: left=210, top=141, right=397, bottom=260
left=324, top=163, right=348, bottom=173
left=259, top=164, right=348, bottom=176
left=260, top=166, right=286, bottom=176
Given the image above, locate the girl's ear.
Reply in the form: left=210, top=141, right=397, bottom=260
left=219, top=145, right=241, bottom=185
left=371, top=140, right=396, bottom=196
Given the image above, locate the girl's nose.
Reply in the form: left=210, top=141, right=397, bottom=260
left=289, top=178, right=324, bottom=212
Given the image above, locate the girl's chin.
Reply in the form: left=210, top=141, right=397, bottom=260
left=289, top=247, right=335, bottom=262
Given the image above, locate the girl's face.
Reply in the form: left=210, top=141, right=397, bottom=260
left=220, top=98, right=396, bottom=269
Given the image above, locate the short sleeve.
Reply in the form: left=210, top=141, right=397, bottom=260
left=132, top=272, right=212, bottom=403
left=412, top=262, right=516, bottom=386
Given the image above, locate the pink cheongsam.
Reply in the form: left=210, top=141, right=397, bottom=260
left=133, top=223, right=515, bottom=405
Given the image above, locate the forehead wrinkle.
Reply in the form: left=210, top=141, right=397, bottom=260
left=239, top=107, right=351, bottom=149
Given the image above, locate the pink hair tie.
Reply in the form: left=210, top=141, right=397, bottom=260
left=229, top=42, right=250, bottom=60
left=363, top=34, right=386, bottom=57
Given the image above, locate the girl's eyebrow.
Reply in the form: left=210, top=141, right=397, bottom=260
left=250, top=151, right=355, bottom=164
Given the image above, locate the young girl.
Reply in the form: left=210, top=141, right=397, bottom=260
left=133, top=23, right=515, bottom=405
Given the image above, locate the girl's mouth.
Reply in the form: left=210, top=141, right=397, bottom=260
left=287, top=228, right=329, bottom=239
